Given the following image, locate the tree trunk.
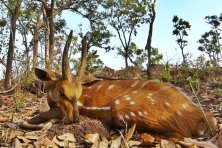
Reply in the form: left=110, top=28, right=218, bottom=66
left=76, top=35, right=88, bottom=81
left=181, top=48, right=186, bottom=66
left=33, top=11, right=42, bottom=69
left=48, top=4, right=55, bottom=70
left=145, top=1, right=156, bottom=78
left=125, top=47, right=129, bottom=68
left=4, top=0, right=23, bottom=89
left=42, top=6, right=50, bottom=69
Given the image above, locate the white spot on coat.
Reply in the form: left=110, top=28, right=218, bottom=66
left=115, top=99, right=120, bottom=105
left=131, top=81, right=140, bottom=87
left=147, top=93, right=153, bottom=97
left=130, top=101, right=135, bottom=105
left=124, top=115, right=130, bottom=119
left=146, top=95, right=151, bottom=99
left=123, top=95, right=130, bottom=98
left=143, top=111, right=148, bottom=115
left=138, top=111, right=143, bottom=116
left=132, top=91, right=138, bottom=94
left=130, top=112, right=136, bottom=117
left=177, top=111, right=183, bottom=117
left=141, top=82, right=148, bottom=88
left=124, top=96, right=131, bottom=101
left=165, top=102, right=171, bottom=107
left=108, top=85, right=115, bottom=90
left=182, top=103, right=188, bottom=109
left=96, top=84, right=103, bottom=91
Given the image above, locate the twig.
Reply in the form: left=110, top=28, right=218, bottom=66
left=0, top=81, right=20, bottom=94
left=118, top=130, right=129, bottom=148
left=189, top=83, right=213, bottom=136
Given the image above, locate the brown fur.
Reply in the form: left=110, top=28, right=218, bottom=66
left=78, top=80, right=217, bottom=139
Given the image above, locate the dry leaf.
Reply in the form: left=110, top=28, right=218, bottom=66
left=99, top=137, right=109, bottom=148
left=26, top=135, right=39, bottom=140
left=125, top=123, right=136, bottom=141
left=84, top=133, right=100, bottom=144
left=16, top=135, right=31, bottom=144
left=161, top=139, right=175, bottom=148
left=219, top=124, right=222, bottom=129
left=12, top=138, right=22, bottom=148
left=110, top=136, right=122, bottom=148
left=52, top=136, right=67, bottom=147
left=57, top=133, right=76, bottom=142
left=179, top=138, right=217, bottom=148
left=0, top=116, right=9, bottom=122
left=127, top=140, right=141, bottom=147
left=33, top=140, right=44, bottom=148
left=140, top=133, right=155, bottom=146
left=91, top=140, right=99, bottom=148
left=9, top=130, right=24, bottom=139
left=43, top=137, right=59, bottom=148
left=68, top=142, right=76, bottom=148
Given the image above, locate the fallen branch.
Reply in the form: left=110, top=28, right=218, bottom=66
left=0, top=81, right=20, bottom=94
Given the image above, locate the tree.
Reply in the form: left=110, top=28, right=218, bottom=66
left=103, top=0, right=149, bottom=68
left=17, top=1, right=41, bottom=73
left=118, top=42, right=146, bottom=68
left=204, top=14, right=222, bottom=60
left=145, top=0, right=157, bottom=77
left=172, top=15, right=191, bottom=65
left=2, top=0, right=23, bottom=89
left=198, top=31, right=220, bottom=65
left=36, top=0, right=74, bottom=69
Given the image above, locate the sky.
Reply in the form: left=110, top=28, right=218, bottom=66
left=63, top=0, right=222, bottom=70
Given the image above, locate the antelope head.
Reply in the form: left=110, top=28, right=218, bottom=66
left=34, top=31, right=82, bottom=123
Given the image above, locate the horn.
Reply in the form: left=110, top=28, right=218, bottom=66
left=62, top=30, right=73, bottom=81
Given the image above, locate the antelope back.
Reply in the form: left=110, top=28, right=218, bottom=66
left=78, top=80, right=217, bottom=139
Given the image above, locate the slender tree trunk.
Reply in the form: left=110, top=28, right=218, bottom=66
left=33, top=11, right=42, bottom=69
left=181, top=48, right=186, bottom=65
left=76, top=35, right=88, bottom=81
left=42, top=6, right=50, bottom=69
left=125, top=56, right=128, bottom=68
left=48, top=0, right=55, bottom=69
left=4, top=0, right=23, bottom=89
left=125, top=47, right=129, bottom=68
left=145, top=0, right=156, bottom=78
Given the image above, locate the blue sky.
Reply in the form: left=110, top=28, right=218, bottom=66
left=62, top=1, right=222, bottom=69
left=2, top=0, right=222, bottom=77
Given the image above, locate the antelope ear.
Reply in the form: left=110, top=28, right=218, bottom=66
left=34, top=68, right=56, bottom=81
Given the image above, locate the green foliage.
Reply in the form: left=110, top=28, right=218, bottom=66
left=198, top=31, right=220, bottom=64
left=14, top=89, right=25, bottom=112
left=172, top=15, right=191, bottom=64
left=198, top=14, right=222, bottom=65
left=117, top=42, right=147, bottom=67
left=186, top=74, right=199, bottom=90
left=213, top=87, right=222, bottom=98
left=103, top=0, right=149, bottom=67
left=86, top=50, right=104, bottom=73
left=160, top=72, right=171, bottom=82
left=0, top=19, right=7, bottom=27
left=150, top=47, right=163, bottom=64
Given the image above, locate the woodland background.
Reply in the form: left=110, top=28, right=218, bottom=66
left=0, top=0, right=222, bottom=147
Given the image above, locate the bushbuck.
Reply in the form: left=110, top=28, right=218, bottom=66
left=23, top=31, right=217, bottom=140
